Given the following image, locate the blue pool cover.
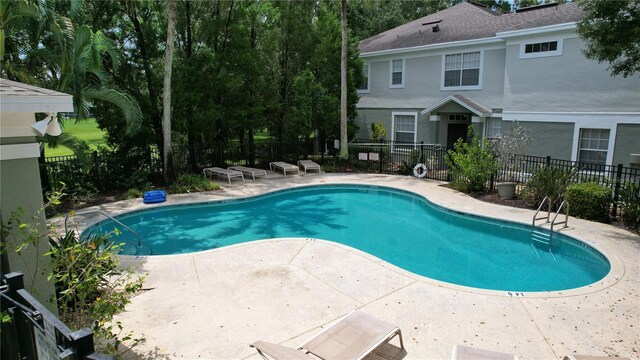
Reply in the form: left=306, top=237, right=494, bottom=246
left=143, top=190, right=166, bottom=204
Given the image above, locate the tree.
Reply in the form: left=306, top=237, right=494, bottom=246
left=340, top=0, right=348, bottom=160
left=2, top=0, right=141, bottom=160
left=162, top=0, right=177, bottom=181
left=577, top=0, right=640, bottom=78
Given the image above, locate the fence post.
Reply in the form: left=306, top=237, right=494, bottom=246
left=92, top=151, right=101, bottom=191
left=38, top=149, right=50, bottom=197
left=611, top=164, right=624, bottom=218
left=191, top=142, right=198, bottom=173
left=420, top=141, right=424, bottom=163
left=2, top=272, right=30, bottom=360
left=69, top=328, right=97, bottom=358
left=546, top=156, right=551, bottom=166
left=217, top=141, right=224, bottom=167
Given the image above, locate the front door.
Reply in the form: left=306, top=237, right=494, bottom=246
left=447, top=123, right=468, bottom=148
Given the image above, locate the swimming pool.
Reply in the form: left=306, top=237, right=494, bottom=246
left=84, top=184, right=610, bottom=292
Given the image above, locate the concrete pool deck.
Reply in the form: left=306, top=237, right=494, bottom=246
left=69, top=174, right=639, bottom=360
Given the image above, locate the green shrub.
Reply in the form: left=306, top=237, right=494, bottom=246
left=125, top=188, right=143, bottom=199
left=370, top=122, right=387, bottom=140
left=619, top=182, right=640, bottom=231
left=169, top=173, right=221, bottom=194
left=2, top=189, right=145, bottom=355
left=522, top=164, right=576, bottom=209
left=445, top=126, right=497, bottom=193
left=398, top=149, right=423, bottom=175
left=48, top=229, right=145, bottom=355
left=565, top=182, right=611, bottom=223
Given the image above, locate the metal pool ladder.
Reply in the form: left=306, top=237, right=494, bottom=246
left=531, top=196, right=569, bottom=258
left=65, top=209, right=151, bottom=256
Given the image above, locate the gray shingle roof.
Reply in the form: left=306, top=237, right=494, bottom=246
left=0, top=78, right=69, bottom=97
left=359, top=2, right=583, bottom=54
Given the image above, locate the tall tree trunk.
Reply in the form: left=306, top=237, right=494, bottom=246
left=183, top=0, right=197, bottom=172
left=339, top=0, right=348, bottom=159
left=128, top=6, right=163, bottom=151
left=163, top=0, right=177, bottom=182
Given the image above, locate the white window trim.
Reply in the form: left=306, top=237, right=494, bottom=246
left=440, top=50, right=483, bottom=91
left=357, top=61, right=370, bottom=94
left=571, top=124, right=617, bottom=166
left=519, top=38, right=564, bottom=59
left=391, top=112, right=418, bottom=152
left=389, top=59, right=405, bottom=89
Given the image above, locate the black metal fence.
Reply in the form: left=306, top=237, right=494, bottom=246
left=1, top=273, right=111, bottom=360
left=42, top=139, right=331, bottom=193
left=42, top=139, right=639, bottom=215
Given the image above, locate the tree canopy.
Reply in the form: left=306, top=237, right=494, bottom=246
left=2, top=0, right=456, bottom=154
left=577, top=0, right=640, bottom=78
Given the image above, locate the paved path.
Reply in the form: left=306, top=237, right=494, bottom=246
left=71, top=174, right=638, bottom=360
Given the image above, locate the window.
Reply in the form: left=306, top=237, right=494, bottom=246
left=448, top=114, right=469, bottom=122
left=358, top=62, right=370, bottom=92
left=520, top=39, right=563, bottom=59
left=578, top=129, right=610, bottom=165
left=525, top=41, right=557, bottom=54
left=390, top=59, right=404, bottom=88
left=485, top=118, right=502, bottom=139
left=443, top=51, right=481, bottom=89
left=392, top=112, right=417, bottom=152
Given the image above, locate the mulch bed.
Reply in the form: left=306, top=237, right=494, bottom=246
left=474, top=191, right=534, bottom=210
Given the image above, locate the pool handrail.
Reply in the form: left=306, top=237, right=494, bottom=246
left=65, top=209, right=144, bottom=255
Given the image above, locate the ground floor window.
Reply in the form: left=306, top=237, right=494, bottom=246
left=578, top=128, right=610, bottom=165
left=485, top=117, right=502, bottom=139
left=392, top=112, right=417, bottom=152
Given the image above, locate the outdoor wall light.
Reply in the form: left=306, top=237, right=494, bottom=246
left=31, top=112, right=62, bottom=136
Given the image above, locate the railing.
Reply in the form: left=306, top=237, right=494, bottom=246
left=65, top=210, right=151, bottom=256
left=1, top=273, right=112, bottom=360
left=532, top=196, right=551, bottom=226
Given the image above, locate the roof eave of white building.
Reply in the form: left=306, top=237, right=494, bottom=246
left=0, top=95, right=74, bottom=113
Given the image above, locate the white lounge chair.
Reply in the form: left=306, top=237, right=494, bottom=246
left=269, top=161, right=299, bottom=176
left=251, top=311, right=405, bottom=360
left=228, top=166, right=268, bottom=181
left=452, top=344, right=517, bottom=360
left=298, top=160, right=321, bottom=175
left=203, top=167, right=244, bottom=184
left=564, top=355, right=630, bottom=360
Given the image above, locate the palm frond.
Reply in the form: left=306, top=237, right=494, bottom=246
left=45, top=132, right=92, bottom=169
left=84, top=87, right=142, bottom=135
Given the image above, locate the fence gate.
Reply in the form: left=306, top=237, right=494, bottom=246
left=0, top=272, right=111, bottom=360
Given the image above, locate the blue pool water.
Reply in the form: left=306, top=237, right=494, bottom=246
left=84, top=185, right=610, bottom=292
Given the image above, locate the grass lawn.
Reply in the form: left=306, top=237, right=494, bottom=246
left=45, top=118, right=108, bottom=157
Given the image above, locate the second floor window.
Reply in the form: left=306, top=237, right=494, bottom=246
left=390, top=59, right=404, bottom=88
left=358, top=62, right=369, bottom=92
left=525, top=41, right=557, bottom=54
left=444, top=51, right=480, bottom=88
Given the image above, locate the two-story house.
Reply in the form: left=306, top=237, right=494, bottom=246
left=355, top=1, right=640, bottom=167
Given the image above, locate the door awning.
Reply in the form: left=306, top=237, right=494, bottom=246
left=420, top=94, right=491, bottom=117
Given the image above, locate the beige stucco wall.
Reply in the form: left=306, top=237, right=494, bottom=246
left=1, top=112, right=57, bottom=312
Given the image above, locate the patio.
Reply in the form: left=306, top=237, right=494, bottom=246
left=80, top=174, right=639, bottom=360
